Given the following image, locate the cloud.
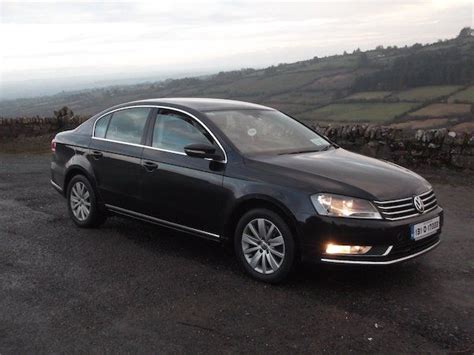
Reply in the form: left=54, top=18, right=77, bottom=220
left=0, top=0, right=472, bottom=84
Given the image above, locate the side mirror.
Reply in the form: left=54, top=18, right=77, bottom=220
left=184, top=143, right=224, bottom=161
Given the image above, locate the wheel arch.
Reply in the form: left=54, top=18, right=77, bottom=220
left=63, top=163, right=97, bottom=198
left=224, top=195, right=301, bottom=249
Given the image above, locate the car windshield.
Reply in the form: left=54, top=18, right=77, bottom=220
left=205, top=109, right=332, bottom=155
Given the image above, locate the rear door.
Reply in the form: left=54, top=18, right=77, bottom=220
left=139, top=108, right=227, bottom=237
left=88, top=106, right=153, bottom=211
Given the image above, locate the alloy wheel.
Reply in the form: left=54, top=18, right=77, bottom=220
left=241, top=218, right=286, bottom=275
left=70, top=181, right=91, bottom=221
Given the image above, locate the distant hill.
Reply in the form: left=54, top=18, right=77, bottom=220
left=1, top=27, right=473, bottom=131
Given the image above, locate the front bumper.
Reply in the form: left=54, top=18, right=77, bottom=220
left=297, top=206, right=443, bottom=265
left=50, top=179, right=64, bottom=194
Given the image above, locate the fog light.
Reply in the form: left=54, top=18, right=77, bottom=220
left=325, top=244, right=372, bottom=255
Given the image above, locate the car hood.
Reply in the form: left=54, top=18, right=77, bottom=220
left=248, top=148, right=431, bottom=201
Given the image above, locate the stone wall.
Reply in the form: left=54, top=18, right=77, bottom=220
left=311, top=123, right=474, bottom=170
left=0, top=116, right=88, bottom=140
left=1, top=116, right=473, bottom=170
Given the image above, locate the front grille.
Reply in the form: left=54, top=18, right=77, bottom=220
left=390, top=234, right=440, bottom=258
left=374, top=190, right=438, bottom=221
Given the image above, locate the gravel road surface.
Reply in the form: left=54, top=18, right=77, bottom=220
left=0, top=153, right=473, bottom=353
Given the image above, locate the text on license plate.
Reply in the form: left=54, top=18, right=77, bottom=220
left=410, top=216, right=440, bottom=241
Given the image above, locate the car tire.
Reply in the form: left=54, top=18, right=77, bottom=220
left=234, top=208, right=296, bottom=283
left=67, top=174, right=106, bottom=228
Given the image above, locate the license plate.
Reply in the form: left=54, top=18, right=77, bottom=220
left=410, top=216, right=440, bottom=241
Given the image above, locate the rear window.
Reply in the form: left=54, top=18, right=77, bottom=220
left=94, top=114, right=111, bottom=138
left=103, top=108, right=151, bottom=144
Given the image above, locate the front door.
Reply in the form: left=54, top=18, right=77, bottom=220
left=140, top=108, right=227, bottom=238
left=88, top=107, right=153, bottom=210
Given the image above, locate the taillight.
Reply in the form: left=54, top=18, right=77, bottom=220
left=51, top=139, right=56, bottom=152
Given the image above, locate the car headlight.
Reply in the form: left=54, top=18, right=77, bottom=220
left=311, top=193, right=382, bottom=219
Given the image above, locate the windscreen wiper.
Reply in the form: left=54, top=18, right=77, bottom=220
left=320, top=145, right=334, bottom=151
left=279, top=149, right=322, bottom=155
left=280, top=144, right=338, bottom=155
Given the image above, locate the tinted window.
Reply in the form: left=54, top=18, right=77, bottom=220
left=105, top=108, right=151, bottom=144
left=206, top=109, right=330, bottom=155
left=152, top=109, right=213, bottom=153
left=94, top=114, right=111, bottom=138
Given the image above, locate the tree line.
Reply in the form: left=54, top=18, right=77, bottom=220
left=353, top=42, right=474, bottom=91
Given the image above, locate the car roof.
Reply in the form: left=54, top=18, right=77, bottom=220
left=128, top=98, right=273, bottom=112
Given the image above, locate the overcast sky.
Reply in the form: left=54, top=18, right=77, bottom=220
left=0, top=0, right=472, bottom=97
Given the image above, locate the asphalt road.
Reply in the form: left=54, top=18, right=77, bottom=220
left=1, top=153, right=473, bottom=353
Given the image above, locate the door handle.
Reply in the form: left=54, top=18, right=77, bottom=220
left=142, top=161, right=158, bottom=172
left=91, top=150, right=103, bottom=159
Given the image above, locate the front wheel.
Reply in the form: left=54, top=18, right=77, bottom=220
left=67, top=175, right=105, bottom=228
left=234, top=208, right=296, bottom=283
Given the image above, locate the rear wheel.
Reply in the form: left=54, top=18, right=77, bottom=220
left=234, top=208, right=295, bottom=283
left=67, top=175, right=105, bottom=228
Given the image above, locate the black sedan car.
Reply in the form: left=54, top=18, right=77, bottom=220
left=51, top=98, right=442, bottom=282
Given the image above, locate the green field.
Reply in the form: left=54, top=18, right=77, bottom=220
left=299, top=55, right=359, bottom=72
left=344, top=91, right=392, bottom=101
left=298, top=102, right=418, bottom=122
left=305, top=71, right=358, bottom=91
left=409, top=103, right=472, bottom=117
left=394, top=85, right=462, bottom=101
left=0, top=33, right=472, bottom=126
left=261, top=103, right=317, bottom=115
left=265, top=91, right=333, bottom=105
left=208, top=70, right=328, bottom=96
left=448, top=86, right=474, bottom=103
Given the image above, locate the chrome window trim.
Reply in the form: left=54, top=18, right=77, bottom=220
left=321, top=240, right=440, bottom=265
left=91, top=105, right=228, bottom=163
left=92, top=136, right=188, bottom=156
left=144, top=145, right=187, bottom=156
left=185, top=149, right=205, bottom=154
left=105, top=204, right=220, bottom=239
left=91, top=136, right=145, bottom=149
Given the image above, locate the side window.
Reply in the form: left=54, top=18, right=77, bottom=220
left=152, top=109, right=213, bottom=153
left=94, top=114, right=111, bottom=138
left=105, top=107, right=151, bottom=144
